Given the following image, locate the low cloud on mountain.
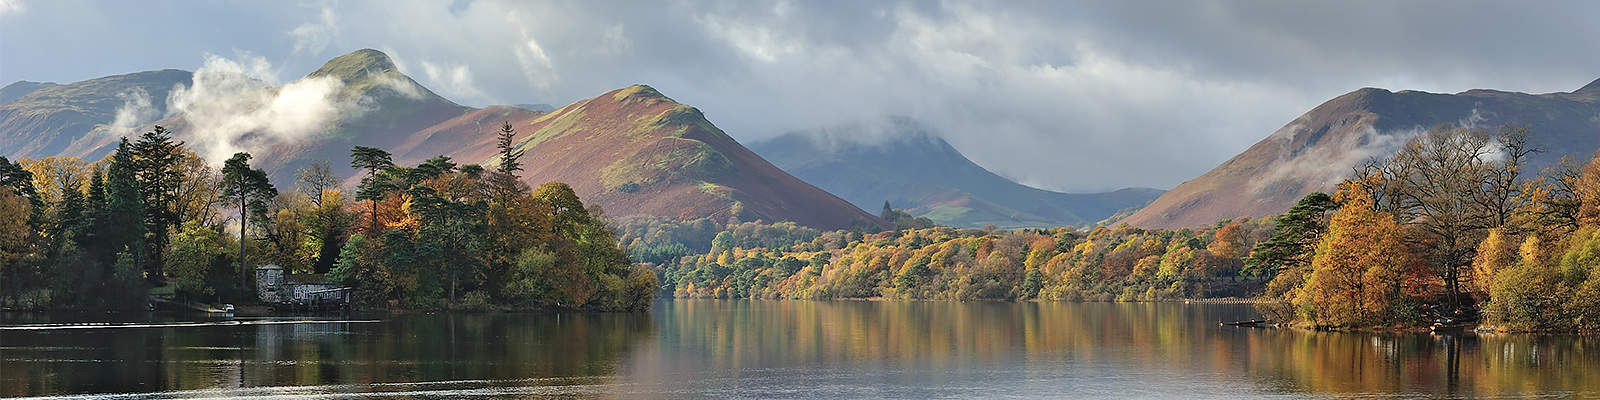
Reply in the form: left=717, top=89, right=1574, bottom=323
left=3, top=0, right=1597, bottom=191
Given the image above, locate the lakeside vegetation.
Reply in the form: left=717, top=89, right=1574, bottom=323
left=624, top=124, right=1600, bottom=332
left=1262, top=125, right=1600, bottom=332
left=2, top=122, right=1596, bottom=333
left=622, top=211, right=1272, bottom=302
left=0, top=123, right=655, bottom=312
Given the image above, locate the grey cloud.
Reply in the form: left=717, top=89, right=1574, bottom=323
left=2, top=0, right=1597, bottom=191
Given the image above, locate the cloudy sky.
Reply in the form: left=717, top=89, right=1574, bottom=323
left=2, top=0, right=1597, bottom=191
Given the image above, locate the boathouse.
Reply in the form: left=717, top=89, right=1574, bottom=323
left=254, top=264, right=352, bottom=307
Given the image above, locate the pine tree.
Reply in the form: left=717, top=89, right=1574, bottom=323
left=102, top=139, right=149, bottom=298
left=351, top=146, right=394, bottom=233
left=131, top=126, right=183, bottom=282
left=82, top=167, right=106, bottom=247
left=495, top=121, right=524, bottom=177
left=221, top=152, right=276, bottom=293
left=1245, top=192, right=1335, bottom=281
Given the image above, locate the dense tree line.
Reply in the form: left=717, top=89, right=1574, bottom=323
left=1252, top=125, right=1600, bottom=331
left=628, top=124, right=1600, bottom=332
left=0, top=124, right=654, bottom=311
left=630, top=208, right=1270, bottom=301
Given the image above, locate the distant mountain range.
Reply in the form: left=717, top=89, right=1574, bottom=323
left=0, top=49, right=882, bottom=230
left=12, top=48, right=1594, bottom=232
left=0, top=69, right=192, bottom=160
left=750, top=119, right=1162, bottom=228
left=1124, top=78, right=1600, bottom=228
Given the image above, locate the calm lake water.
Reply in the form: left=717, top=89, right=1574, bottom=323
left=2, top=300, right=1596, bottom=399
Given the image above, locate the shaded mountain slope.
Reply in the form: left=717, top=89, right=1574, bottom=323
left=751, top=121, right=1162, bottom=228
left=1125, top=79, right=1600, bottom=228
left=0, top=69, right=192, bottom=160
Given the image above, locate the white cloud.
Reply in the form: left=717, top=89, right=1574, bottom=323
left=8, top=1, right=1599, bottom=190
left=290, top=5, right=337, bottom=55
left=373, top=72, right=424, bottom=100
left=1252, top=124, right=1420, bottom=196
left=98, top=87, right=158, bottom=138
left=512, top=29, right=557, bottom=90
left=167, top=54, right=359, bottom=163
left=0, top=0, right=23, bottom=17
left=419, top=61, right=484, bottom=103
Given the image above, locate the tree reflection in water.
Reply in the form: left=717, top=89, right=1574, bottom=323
left=2, top=302, right=1596, bottom=398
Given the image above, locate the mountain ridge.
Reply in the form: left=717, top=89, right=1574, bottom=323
left=751, top=120, right=1162, bottom=228
left=0, top=49, right=883, bottom=230
left=1124, top=78, right=1600, bottom=228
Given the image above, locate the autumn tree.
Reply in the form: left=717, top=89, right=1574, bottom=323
left=1294, top=185, right=1417, bottom=328
left=0, top=191, right=32, bottom=296
left=172, top=151, right=223, bottom=227
left=1475, top=126, right=1537, bottom=231
left=1383, top=125, right=1497, bottom=305
left=166, top=220, right=230, bottom=301
left=296, top=161, right=351, bottom=273
left=1469, top=228, right=1516, bottom=300
left=295, top=161, right=338, bottom=206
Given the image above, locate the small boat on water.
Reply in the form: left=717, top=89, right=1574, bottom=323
left=1220, top=319, right=1269, bottom=327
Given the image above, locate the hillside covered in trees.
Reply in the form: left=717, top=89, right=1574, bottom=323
left=0, top=124, right=655, bottom=311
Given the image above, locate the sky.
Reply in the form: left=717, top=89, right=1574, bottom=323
left=2, top=0, right=1598, bottom=192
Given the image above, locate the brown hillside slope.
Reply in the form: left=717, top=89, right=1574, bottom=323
left=0, top=70, right=192, bottom=161
left=490, top=85, right=884, bottom=230
left=1125, top=79, right=1600, bottom=229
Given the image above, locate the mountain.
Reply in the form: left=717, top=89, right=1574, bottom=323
left=0, top=49, right=882, bottom=230
left=156, top=48, right=471, bottom=183
left=0, top=69, right=192, bottom=160
left=0, top=81, right=57, bottom=103
left=514, top=103, right=556, bottom=112
left=1124, top=78, right=1600, bottom=229
left=487, top=85, right=883, bottom=230
left=750, top=120, right=1163, bottom=228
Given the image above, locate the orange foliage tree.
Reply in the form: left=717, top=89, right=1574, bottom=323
left=1294, top=183, right=1420, bottom=328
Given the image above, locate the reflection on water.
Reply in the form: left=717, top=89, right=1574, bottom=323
left=2, top=301, right=1595, bottom=398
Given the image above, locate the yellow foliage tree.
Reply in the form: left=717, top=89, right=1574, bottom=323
left=1470, top=228, right=1517, bottom=300
left=0, top=191, right=31, bottom=268
left=1578, top=153, right=1600, bottom=226
left=1295, top=186, right=1416, bottom=328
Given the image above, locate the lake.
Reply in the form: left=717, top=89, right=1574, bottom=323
left=2, top=300, right=1596, bottom=399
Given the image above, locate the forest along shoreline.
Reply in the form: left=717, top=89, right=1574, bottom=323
left=0, top=124, right=655, bottom=315
left=627, top=125, right=1600, bottom=335
left=5, top=124, right=1600, bottom=334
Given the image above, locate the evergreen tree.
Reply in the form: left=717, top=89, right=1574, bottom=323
left=101, top=139, right=149, bottom=301
left=495, top=121, right=524, bottom=176
left=82, top=167, right=106, bottom=247
left=351, top=146, right=394, bottom=233
left=220, top=152, right=276, bottom=293
left=1245, top=192, right=1335, bottom=281
left=131, top=126, right=184, bottom=282
left=0, top=156, right=37, bottom=201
